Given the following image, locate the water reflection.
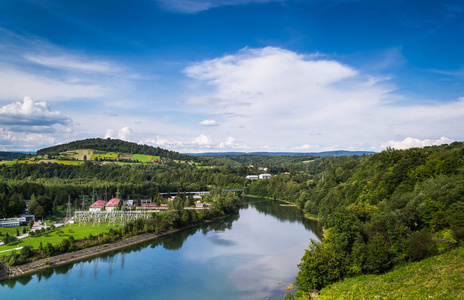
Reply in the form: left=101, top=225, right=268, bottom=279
left=242, top=196, right=324, bottom=239
left=0, top=197, right=321, bottom=300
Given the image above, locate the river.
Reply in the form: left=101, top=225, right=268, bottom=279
left=0, top=197, right=322, bottom=299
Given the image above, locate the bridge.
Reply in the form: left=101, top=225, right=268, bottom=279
left=160, top=189, right=244, bottom=196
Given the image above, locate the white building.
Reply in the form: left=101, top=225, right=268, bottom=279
left=0, top=217, right=27, bottom=228
left=246, top=175, right=259, bottom=180
left=259, top=174, right=272, bottom=179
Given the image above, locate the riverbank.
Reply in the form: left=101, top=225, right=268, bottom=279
left=243, top=194, right=319, bottom=221
left=0, top=213, right=234, bottom=282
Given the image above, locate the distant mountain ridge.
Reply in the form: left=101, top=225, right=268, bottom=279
left=186, top=150, right=376, bottom=157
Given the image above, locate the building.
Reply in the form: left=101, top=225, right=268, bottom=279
left=89, top=200, right=106, bottom=212
left=105, top=198, right=121, bottom=211
left=259, top=174, right=272, bottom=179
left=0, top=217, right=27, bottom=228
left=246, top=175, right=259, bottom=180
left=19, top=214, right=35, bottom=223
left=196, top=201, right=206, bottom=209
left=126, top=200, right=134, bottom=206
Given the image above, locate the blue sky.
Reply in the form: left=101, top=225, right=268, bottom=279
left=0, top=0, right=462, bottom=152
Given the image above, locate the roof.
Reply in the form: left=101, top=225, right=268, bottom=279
left=90, top=200, right=106, bottom=208
left=106, top=198, right=121, bottom=207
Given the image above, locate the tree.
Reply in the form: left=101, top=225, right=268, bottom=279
left=365, top=233, right=392, bottom=274
left=296, top=234, right=344, bottom=292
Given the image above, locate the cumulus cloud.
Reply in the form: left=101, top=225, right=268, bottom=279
left=141, top=134, right=251, bottom=153
left=381, top=137, right=454, bottom=150
left=193, top=134, right=213, bottom=146
left=199, top=119, right=219, bottom=126
left=104, top=127, right=133, bottom=141
left=156, top=0, right=282, bottom=13
left=218, top=137, right=241, bottom=149
left=0, top=128, right=56, bottom=151
left=182, top=47, right=464, bottom=151
left=118, top=127, right=133, bottom=140
left=0, top=97, right=71, bottom=126
left=104, top=129, right=115, bottom=139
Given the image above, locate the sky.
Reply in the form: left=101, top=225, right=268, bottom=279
left=0, top=0, right=463, bottom=153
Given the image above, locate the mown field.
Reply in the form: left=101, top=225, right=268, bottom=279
left=0, top=223, right=122, bottom=256
left=310, top=247, right=464, bottom=300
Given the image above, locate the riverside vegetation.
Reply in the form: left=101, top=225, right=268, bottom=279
left=1, top=191, right=240, bottom=267
left=245, top=142, right=464, bottom=298
left=1, top=138, right=463, bottom=298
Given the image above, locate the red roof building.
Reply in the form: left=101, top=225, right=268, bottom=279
left=105, top=198, right=121, bottom=211
left=89, top=200, right=106, bottom=211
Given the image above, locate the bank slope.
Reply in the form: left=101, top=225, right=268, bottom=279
left=312, top=246, right=464, bottom=299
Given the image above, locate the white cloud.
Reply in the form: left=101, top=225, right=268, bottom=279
left=24, top=54, right=122, bottom=74
left=193, top=134, right=213, bottom=146
left=0, top=97, right=71, bottom=126
left=118, top=127, right=133, bottom=140
left=156, top=0, right=282, bottom=13
left=182, top=47, right=464, bottom=152
left=104, top=129, right=115, bottom=139
left=0, top=67, right=108, bottom=101
left=381, top=137, right=454, bottom=150
left=103, top=127, right=133, bottom=141
left=199, top=119, right=219, bottom=126
left=0, top=128, right=56, bottom=151
left=218, top=136, right=243, bottom=149
left=141, top=134, right=251, bottom=153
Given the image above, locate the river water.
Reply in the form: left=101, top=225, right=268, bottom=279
left=0, top=197, right=322, bottom=300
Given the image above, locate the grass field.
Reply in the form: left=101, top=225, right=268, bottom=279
left=90, top=152, right=119, bottom=161
left=0, top=223, right=122, bottom=256
left=0, top=160, right=18, bottom=165
left=55, top=160, right=84, bottom=166
left=68, top=149, right=94, bottom=161
left=310, top=247, right=464, bottom=300
left=119, top=162, right=140, bottom=166
left=133, top=154, right=148, bottom=163
left=0, top=227, right=26, bottom=237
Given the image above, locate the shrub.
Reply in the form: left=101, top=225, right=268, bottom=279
left=3, top=235, right=18, bottom=245
left=20, top=245, right=33, bottom=258
left=406, top=230, right=436, bottom=261
left=42, top=243, right=54, bottom=257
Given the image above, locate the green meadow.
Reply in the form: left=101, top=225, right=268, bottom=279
left=0, top=224, right=122, bottom=256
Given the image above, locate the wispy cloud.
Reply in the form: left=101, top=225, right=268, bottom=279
left=156, top=0, right=283, bottom=13
left=24, top=54, right=122, bottom=74
left=0, top=67, right=108, bottom=101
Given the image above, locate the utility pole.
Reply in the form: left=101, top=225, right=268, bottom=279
left=66, top=196, right=72, bottom=218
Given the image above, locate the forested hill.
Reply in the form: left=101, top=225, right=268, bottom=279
left=37, top=138, right=190, bottom=161
left=0, top=151, right=29, bottom=161
left=245, top=141, right=464, bottom=298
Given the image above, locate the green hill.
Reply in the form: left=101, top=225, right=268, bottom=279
left=307, top=246, right=464, bottom=299
left=36, top=138, right=190, bottom=161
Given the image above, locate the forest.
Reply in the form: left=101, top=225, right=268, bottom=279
left=245, top=142, right=464, bottom=298
left=1, top=138, right=463, bottom=297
